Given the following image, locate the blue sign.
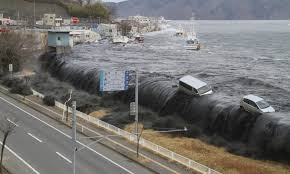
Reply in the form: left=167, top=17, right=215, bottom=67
left=99, top=70, right=129, bottom=92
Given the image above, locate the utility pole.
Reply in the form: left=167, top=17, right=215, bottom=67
left=135, top=70, right=139, bottom=157
left=72, top=101, right=77, bottom=174
left=33, top=0, right=35, bottom=28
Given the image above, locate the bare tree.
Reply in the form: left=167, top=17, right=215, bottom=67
left=77, top=0, right=84, bottom=6
left=86, top=0, right=92, bottom=5
left=0, top=31, right=36, bottom=75
left=0, top=116, right=17, bottom=173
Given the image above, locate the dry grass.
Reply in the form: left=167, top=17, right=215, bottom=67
left=89, top=109, right=109, bottom=119
left=125, top=124, right=290, bottom=174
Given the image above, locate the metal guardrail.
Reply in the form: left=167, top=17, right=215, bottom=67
left=31, top=89, right=222, bottom=174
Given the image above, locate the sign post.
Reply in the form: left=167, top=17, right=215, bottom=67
left=72, top=101, right=77, bottom=174
left=135, top=70, right=139, bottom=157
left=130, top=102, right=136, bottom=116
left=99, top=69, right=139, bottom=157
left=8, top=64, right=13, bottom=79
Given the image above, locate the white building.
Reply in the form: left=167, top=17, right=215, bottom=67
left=0, top=18, right=17, bottom=25
left=128, top=16, right=151, bottom=24
left=43, top=14, right=56, bottom=26
left=55, top=18, right=63, bottom=27
left=70, top=30, right=101, bottom=44
left=97, top=24, right=118, bottom=37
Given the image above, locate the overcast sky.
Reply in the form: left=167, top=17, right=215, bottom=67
left=102, top=0, right=127, bottom=2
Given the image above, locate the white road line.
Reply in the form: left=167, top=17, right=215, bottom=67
left=56, top=152, right=72, bottom=164
left=0, top=96, right=135, bottom=174
left=27, top=133, right=43, bottom=143
left=0, top=141, right=40, bottom=174
left=7, top=118, right=19, bottom=127
left=24, top=94, right=180, bottom=174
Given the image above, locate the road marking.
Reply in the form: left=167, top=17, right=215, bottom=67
left=0, top=141, right=40, bottom=174
left=2, top=93, right=181, bottom=174
left=56, top=152, right=72, bottom=164
left=7, top=118, right=19, bottom=127
left=25, top=96, right=181, bottom=174
left=0, top=96, right=135, bottom=174
left=27, top=133, right=43, bottom=143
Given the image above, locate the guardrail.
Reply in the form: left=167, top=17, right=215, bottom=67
left=31, top=89, right=221, bottom=174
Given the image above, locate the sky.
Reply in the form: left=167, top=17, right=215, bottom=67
left=102, top=0, right=127, bottom=2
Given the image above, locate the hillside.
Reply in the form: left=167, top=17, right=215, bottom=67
left=107, top=0, right=290, bottom=20
left=0, top=0, right=69, bottom=19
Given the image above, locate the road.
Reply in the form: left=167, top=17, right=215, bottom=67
left=0, top=92, right=155, bottom=174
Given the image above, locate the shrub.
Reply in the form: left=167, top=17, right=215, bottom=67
left=43, top=96, right=55, bottom=106
left=60, top=2, right=111, bottom=21
left=10, top=84, right=33, bottom=96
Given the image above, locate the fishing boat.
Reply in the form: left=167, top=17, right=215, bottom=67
left=175, top=24, right=185, bottom=36
left=112, top=34, right=129, bottom=44
left=184, top=14, right=201, bottom=50
left=185, top=35, right=201, bottom=50
left=135, top=33, right=144, bottom=43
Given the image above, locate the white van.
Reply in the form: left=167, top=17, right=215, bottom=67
left=240, top=95, right=275, bottom=114
left=178, top=75, right=213, bottom=96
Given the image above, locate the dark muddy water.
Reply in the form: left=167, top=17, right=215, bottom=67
left=66, top=20, right=290, bottom=112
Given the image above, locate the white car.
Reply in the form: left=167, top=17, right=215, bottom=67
left=178, top=75, right=213, bottom=96
left=240, top=95, right=275, bottom=114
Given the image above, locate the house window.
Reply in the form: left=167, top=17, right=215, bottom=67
left=58, top=37, right=61, bottom=41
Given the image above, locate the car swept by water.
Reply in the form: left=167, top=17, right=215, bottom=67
left=179, top=75, right=213, bottom=96
left=240, top=95, right=275, bottom=114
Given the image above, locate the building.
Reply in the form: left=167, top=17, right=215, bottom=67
left=70, top=30, right=101, bottom=44
left=55, top=18, right=63, bottom=27
left=43, top=14, right=56, bottom=26
left=0, top=18, right=17, bottom=26
left=97, top=24, right=117, bottom=37
left=127, top=16, right=151, bottom=24
left=47, top=30, right=72, bottom=54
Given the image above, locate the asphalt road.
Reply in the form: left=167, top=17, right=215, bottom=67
left=0, top=92, right=155, bottom=174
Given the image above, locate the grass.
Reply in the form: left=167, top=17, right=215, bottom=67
left=89, top=109, right=110, bottom=119
left=124, top=124, right=290, bottom=174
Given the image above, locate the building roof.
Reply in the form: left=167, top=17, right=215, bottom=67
left=243, top=95, right=264, bottom=102
left=179, top=75, right=207, bottom=89
left=48, top=30, right=70, bottom=33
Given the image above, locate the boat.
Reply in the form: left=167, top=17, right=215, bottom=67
left=112, top=34, right=129, bottom=44
left=175, top=24, right=185, bottom=36
left=185, top=35, right=201, bottom=50
left=184, top=14, right=201, bottom=50
left=134, top=33, right=144, bottom=43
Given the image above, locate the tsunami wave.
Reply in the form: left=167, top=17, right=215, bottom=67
left=40, top=52, right=290, bottom=160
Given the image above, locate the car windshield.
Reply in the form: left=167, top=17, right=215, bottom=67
left=197, top=85, right=211, bottom=94
left=256, top=100, right=270, bottom=109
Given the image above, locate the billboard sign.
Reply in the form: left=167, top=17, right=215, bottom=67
left=99, top=70, right=129, bottom=92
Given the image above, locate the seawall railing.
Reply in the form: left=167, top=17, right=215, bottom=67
left=32, top=89, right=221, bottom=174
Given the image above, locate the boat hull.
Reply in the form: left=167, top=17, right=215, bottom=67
left=185, top=44, right=201, bottom=50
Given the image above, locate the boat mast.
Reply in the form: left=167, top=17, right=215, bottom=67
left=191, top=12, right=196, bottom=37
